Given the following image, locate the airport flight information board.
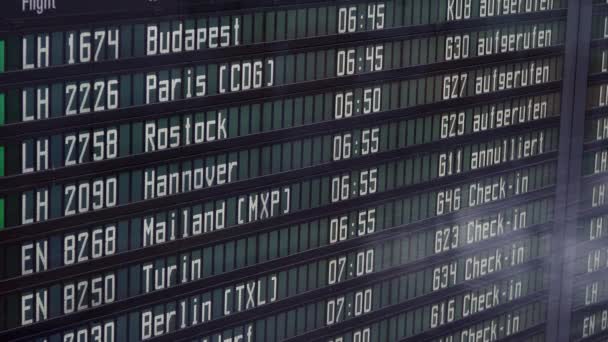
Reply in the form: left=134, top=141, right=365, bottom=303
left=0, top=0, right=604, bottom=341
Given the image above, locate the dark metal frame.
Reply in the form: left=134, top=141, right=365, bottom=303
left=547, top=0, right=593, bottom=341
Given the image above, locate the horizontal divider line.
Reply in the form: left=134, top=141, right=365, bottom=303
left=0, top=13, right=568, bottom=85
left=574, top=268, right=608, bottom=288
left=574, top=235, right=608, bottom=259
left=159, top=262, right=549, bottom=342
left=0, top=111, right=561, bottom=194
left=577, top=169, right=608, bottom=184
left=0, top=2, right=569, bottom=35
left=475, top=323, right=546, bottom=342
left=590, top=38, right=608, bottom=48
left=311, top=317, right=546, bottom=342
left=0, top=193, right=554, bottom=292
left=584, top=107, right=608, bottom=119
left=0, top=81, right=563, bottom=145
left=0, top=41, right=564, bottom=90
left=283, top=287, right=549, bottom=342
left=0, top=144, right=557, bottom=242
left=0, top=49, right=563, bottom=139
left=0, top=188, right=557, bottom=291
left=590, top=3, right=608, bottom=15
left=396, top=292, right=548, bottom=342
left=577, top=328, right=608, bottom=342
left=571, top=298, right=608, bottom=314
left=0, top=222, right=551, bottom=338
left=8, top=255, right=549, bottom=341
left=583, top=140, right=608, bottom=152
left=587, top=71, right=608, bottom=84
left=578, top=204, right=608, bottom=221
left=0, top=0, right=353, bottom=31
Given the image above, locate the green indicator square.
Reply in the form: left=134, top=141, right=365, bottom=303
left=0, top=198, right=4, bottom=230
left=0, top=146, right=4, bottom=176
left=0, top=40, right=4, bottom=72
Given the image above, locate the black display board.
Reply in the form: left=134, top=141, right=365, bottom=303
left=0, top=1, right=604, bottom=341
